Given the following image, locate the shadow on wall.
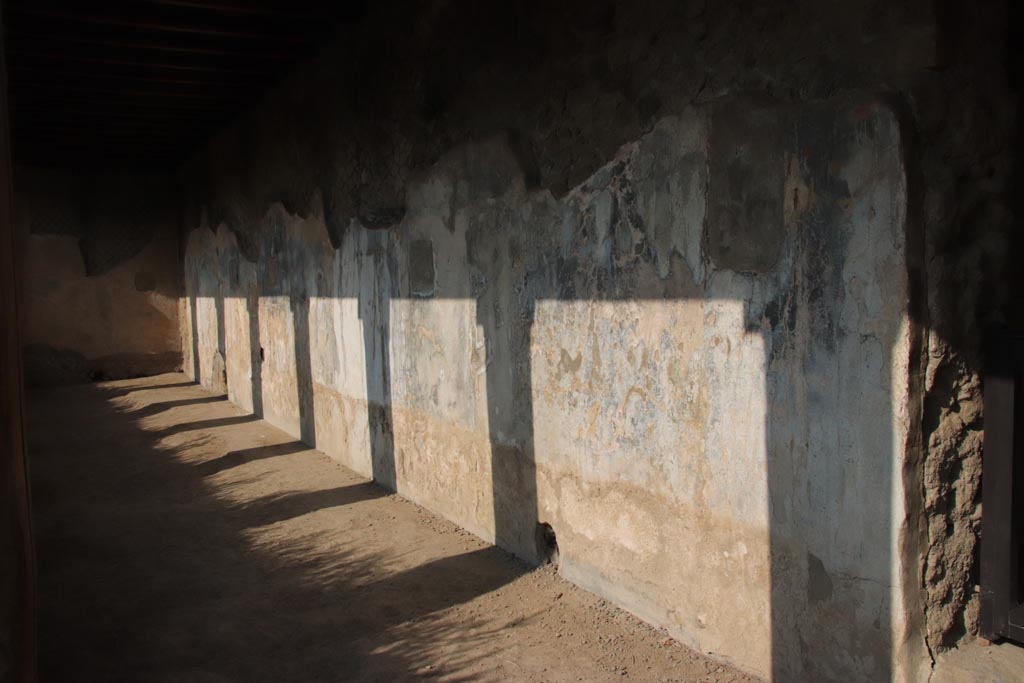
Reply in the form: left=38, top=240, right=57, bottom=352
left=358, top=231, right=397, bottom=489
left=26, top=380, right=528, bottom=681
left=183, top=97, right=917, bottom=681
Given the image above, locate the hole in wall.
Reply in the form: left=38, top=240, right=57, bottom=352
left=259, top=347, right=265, bottom=362
left=536, top=522, right=559, bottom=566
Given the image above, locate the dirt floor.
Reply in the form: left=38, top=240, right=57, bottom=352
left=931, top=638, right=1024, bottom=683
left=26, top=373, right=760, bottom=682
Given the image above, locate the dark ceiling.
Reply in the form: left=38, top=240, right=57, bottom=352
left=3, top=0, right=359, bottom=168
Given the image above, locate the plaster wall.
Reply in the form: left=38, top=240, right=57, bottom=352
left=183, top=99, right=924, bottom=681
left=16, top=171, right=181, bottom=384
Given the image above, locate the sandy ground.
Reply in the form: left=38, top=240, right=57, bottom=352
left=26, top=372, right=760, bottom=682
left=931, top=638, right=1024, bottom=683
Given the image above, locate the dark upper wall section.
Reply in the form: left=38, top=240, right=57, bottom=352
left=15, top=167, right=178, bottom=276
left=183, top=0, right=941, bottom=246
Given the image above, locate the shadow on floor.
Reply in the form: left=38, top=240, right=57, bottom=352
left=25, top=377, right=526, bottom=682
left=156, top=413, right=260, bottom=437
left=232, top=482, right=390, bottom=528
left=105, top=380, right=198, bottom=396
left=193, top=440, right=311, bottom=478
left=127, top=394, right=227, bottom=419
